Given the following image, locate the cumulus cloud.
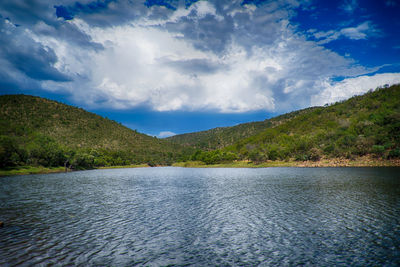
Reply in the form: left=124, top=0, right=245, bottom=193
left=311, top=73, right=400, bottom=106
left=0, top=17, right=72, bottom=93
left=29, top=1, right=383, bottom=113
left=0, top=0, right=398, bottom=114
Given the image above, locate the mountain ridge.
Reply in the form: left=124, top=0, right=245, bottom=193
left=167, top=106, right=322, bottom=150
left=186, top=84, right=400, bottom=164
left=1, top=84, right=399, bottom=170
left=0, top=94, right=192, bottom=168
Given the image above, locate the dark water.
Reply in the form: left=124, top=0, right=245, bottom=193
left=1, top=167, right=399, bottom=266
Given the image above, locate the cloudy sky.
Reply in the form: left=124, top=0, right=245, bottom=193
left=1, top=0, right=399, bottom=137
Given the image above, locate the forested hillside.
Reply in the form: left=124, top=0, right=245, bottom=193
left=167, top=107, right=319, bottom=150
left=167, top=121, right=269, bottom=150
left=0, top=95, right=192, bottom=168
left=189, top=84, right=400, bottom=164
left=1, top=84, right=399, bottom=170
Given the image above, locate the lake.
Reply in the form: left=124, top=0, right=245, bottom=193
left=1, top=167, right=399, bottom=266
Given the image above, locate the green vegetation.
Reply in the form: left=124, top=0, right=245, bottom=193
left=184, top=84, right=400, bottom=165
left=167, top=107, right=319, bottom=150
left=1, top=84, right=399, bottom=174
left=167, top=120, right=271, bottom=150
left=0, top=166, right=67, bottom=176
left=0, top=95, right=193, bottom=172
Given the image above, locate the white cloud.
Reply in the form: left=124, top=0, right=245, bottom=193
left=313, top=21, right=378, bottom=44
left=138, top=1, right=223, bottom=27
left=34, top=19, right=280, bottom=113
left=341, top=21, right=372, bottom=40
left=28, top=2, right=395, bottom=114
left=311, top=73, right=400, bottom=106
left=158, top=131, right=176, bottom=138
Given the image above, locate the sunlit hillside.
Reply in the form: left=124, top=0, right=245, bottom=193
left=0, top=95, right=192, bottom=168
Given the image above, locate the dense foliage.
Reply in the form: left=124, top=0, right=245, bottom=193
left=196, top=84, right=400, bottom=164
left=167, top=120, right=270, bottom=150
left=167, top=107, right=320, bottom=150
left=1, top=84, right=399, bottom=169
left=0, top=95, right=192, bottom=169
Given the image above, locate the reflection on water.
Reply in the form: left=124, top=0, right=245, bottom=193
left=1, top=167, right=399, bottom=266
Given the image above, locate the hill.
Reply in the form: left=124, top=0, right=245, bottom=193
left=1, top=84, right=399, bottom=170
left=0, top=95, right=192, bottom=169
left=167, top=107, right=320, bottom=150
left=167, top=121, right=270, bottom=150
left=186, top=84, right=400, bottom=164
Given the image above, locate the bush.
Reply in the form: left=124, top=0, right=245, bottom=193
left=0, top=136, right=21, bottom=167
left=249, top=150, right=265, bottom=164
left=295, top=154, right=308, bottom=161
left=71, top=152, right=95, bottom=169
left=388, top=148, right=400, bottom=158
left=309, top=148, right=322, bottom=161
left=372, top=145, right=385, bottom=157
left=267, top=148, right=279, bottom=161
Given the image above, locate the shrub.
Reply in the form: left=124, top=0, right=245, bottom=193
left=309, top=148, right=322, bottom=161
left=372, top=145, right=385, bottom=157
left=388, top=148, right=400, bottom=158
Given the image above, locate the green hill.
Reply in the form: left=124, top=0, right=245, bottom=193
left=167, top=107, right=320, bottom=150
left=185, top=84, right=400, bottom=164
left=1, top=84, right=399, bottom=170
left=0, top=95, right=192, bottom=169
left=167, top=121, right=270, bottom=150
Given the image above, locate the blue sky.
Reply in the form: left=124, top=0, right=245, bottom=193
left=1, top=0, right=399, bottom=137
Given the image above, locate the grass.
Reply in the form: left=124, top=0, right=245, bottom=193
left=0, top=166, right=67, bottom=177
left=0, top=164, right=151, bottom=177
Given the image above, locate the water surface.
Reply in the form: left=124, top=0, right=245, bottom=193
left=1, top=167, right=399, bottom=266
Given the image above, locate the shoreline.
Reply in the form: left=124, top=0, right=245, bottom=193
left=0, top=164, right=149, bottom=177
left=2, top=157, right=399, bottom=177
left=172, top=157, right=400, bottom=168
left=0, top=166, right=68, bottom=177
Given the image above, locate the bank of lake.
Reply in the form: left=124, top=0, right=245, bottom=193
left=2, top=156, right=399, bottom=177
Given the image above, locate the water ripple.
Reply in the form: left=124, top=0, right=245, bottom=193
left=1, top=167, right=399, bottom=266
